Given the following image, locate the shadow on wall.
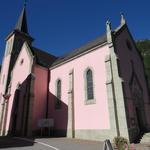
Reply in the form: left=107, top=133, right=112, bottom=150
left=4, top=74, right=69, bottom=138
left=48, top=92, right=68, bottom=137
left=8, top=74, right=32, bottom=137
left=0, top=136, right=34, bottom=148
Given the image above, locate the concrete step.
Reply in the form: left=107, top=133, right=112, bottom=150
left=140, top=133, right=150, bottom=144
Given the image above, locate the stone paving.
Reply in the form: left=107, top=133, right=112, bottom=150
left=134, top=144, right=150, bottom=150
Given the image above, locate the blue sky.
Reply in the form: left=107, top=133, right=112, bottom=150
left=0, top=0, right=150, bottom=64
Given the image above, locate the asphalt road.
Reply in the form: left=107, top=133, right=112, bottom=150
left=1, top=137, right=150, bottom=150
left=0, top=137, right=104, bottom=150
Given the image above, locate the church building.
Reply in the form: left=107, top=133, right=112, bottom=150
left=0, top=6, right=150, bottom=142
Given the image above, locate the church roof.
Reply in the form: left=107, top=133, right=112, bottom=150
left=15, top=7, right=28, bottom=34
left=51, top=34, right=107, bottom=67
left=31, top=47, right=57, bottom=68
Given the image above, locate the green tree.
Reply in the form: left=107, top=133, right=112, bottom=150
left=136, top=40, right=150, bottom=89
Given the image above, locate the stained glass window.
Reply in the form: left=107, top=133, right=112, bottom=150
left=86, top=69, right=94, bottom=100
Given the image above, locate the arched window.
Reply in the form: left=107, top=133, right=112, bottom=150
left=56, top=79, right=61, bottom=108
left=86, top=69, right=94, bottom=100
left=57, top=80, right=61, bottom=99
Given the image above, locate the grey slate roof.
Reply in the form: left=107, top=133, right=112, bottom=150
left=15, top=7, right=28, bottom=34
left=31, top=47, right=57, bottom=68
left=28, top=34, right=107, bottom=68
left=51, top=34, right=107, bottom=67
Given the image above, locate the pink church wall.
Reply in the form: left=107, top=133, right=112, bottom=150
left=114, top=27, right=150, bottom=138
left=5, top=45, right=32, bottom=133
left=32, top=64, right=48, bottom=130
left=4, top=45, right=49, bottom=134
left=0, top=54, right=11, bottom=134
left=49, top=45, right=110, bottom=130
left=4, top=45, right=50, bottom=135
left=0, top=55, right=11, bottom=95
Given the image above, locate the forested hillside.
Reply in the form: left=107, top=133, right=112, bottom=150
left=136, top=40, right=150, bottom=89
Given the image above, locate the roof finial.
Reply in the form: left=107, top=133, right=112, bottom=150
left=24, top=0, right=27, bottom=8
left=106, top=19, right=112, bottom=32
left=120, top=12, right=126, bottom=25
left=106, top=19, right=113, bottom=43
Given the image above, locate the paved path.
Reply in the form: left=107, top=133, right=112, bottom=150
left=135, top=144, right=150, bottom=150
left=0, top=137, right=150, bottom=150
left=0, top=137, right=103, bottom=150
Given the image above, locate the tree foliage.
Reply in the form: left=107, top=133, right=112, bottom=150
left=136, top=40, right=150, bottom=88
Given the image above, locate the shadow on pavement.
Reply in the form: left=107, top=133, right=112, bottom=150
left=0, top=136, right=35, bottom=149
